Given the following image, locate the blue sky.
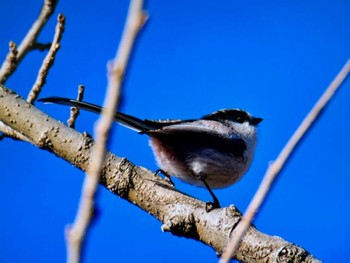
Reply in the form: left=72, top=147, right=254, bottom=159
left=1, top=0, right=349, bottom=262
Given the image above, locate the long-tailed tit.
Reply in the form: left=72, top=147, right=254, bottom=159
left=39, top=97, right=262, bottom=211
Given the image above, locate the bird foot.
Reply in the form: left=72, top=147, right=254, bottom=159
left=155, top=169, right=175, bottom=187
left=205, top=200, right=221, bottom=212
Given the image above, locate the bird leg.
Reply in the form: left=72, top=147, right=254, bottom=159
left=199, top=176, right=221, bottom=212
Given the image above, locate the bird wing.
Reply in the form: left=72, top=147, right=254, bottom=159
left=147, top=122, right=246, bottom=158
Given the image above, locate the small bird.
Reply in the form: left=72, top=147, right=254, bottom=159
left=39, top=96, right=262, bottom=210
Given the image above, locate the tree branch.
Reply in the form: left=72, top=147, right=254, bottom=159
left=0, top=84, right=321, bottom=263
left=0, top=0, right=58, bottom=84
left=220, top=59, right=350, bottom=262
left=0, top=121, right=31, bottom=142
left=67, top=85, right=85, bottom=128
left=27, top=13, right=65, bottom=104
left=0, top=42, right=18, bottom=84
left=66, top=1, right=147, bottom=262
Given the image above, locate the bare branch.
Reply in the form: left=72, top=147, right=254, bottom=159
left=0, top=84, right=322, bottom=263
left=0, top=121, right=32, bottom=142
left=67, top=85, right=85, bottom=128
left=27, top=14, right=65, bottom=104
left=66, top=1, right=147, bottom=262
left=0, top=42, right=19, bottom=83
left=0, top=1, right=59, bottom=141
left=0, top=0, right=58, bottom=84
left=220, top=59, right=350, bottom=263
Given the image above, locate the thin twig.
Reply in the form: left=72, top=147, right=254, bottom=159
left=0, top=42, right=19, bottom=83
left=66, top=1, right=147, bottom=263
left=68, top=85, right=85, bottom=128
left=220, top=59, right=350, bottom=263
left=0, top=0, right=58, bottom=84
left=27, top=14, right=65, bottom=104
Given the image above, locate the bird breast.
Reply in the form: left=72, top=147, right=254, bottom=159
left=149, top=136, right=253, bottom=189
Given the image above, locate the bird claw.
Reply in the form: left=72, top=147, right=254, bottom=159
left=155, top=169, right=175, bottom=187
left=205, top=200, right=221, bottom=212
left=163, top=176, right=175, bottom=187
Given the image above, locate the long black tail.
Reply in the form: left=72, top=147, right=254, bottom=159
left=38, top=96, right=154, bottom=132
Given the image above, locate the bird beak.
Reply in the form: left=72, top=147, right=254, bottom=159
left=250, top=117, right=263, bottom=126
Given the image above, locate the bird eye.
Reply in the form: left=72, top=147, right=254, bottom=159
left=236, top=116, right=244, bottom=123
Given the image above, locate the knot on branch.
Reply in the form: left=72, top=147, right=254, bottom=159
left=226, top=205, right=244, bottom=235
left=226, top=205, right=243, bottom=219
left=161, top=206, right=199, bottom=239
left=101, top=157, right=134, bottom=199
left=37, top=126, right=60, bottom=149
left=276, top=244, right=314, bottom=263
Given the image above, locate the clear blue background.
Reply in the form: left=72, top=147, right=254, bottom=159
left=1, top=0, right=349, bottom=262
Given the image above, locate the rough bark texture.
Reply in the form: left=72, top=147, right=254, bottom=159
left=0, top=85, right=321, bottom=263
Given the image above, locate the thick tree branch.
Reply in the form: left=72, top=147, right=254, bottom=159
left=0, top=85, right=321, bottom=263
